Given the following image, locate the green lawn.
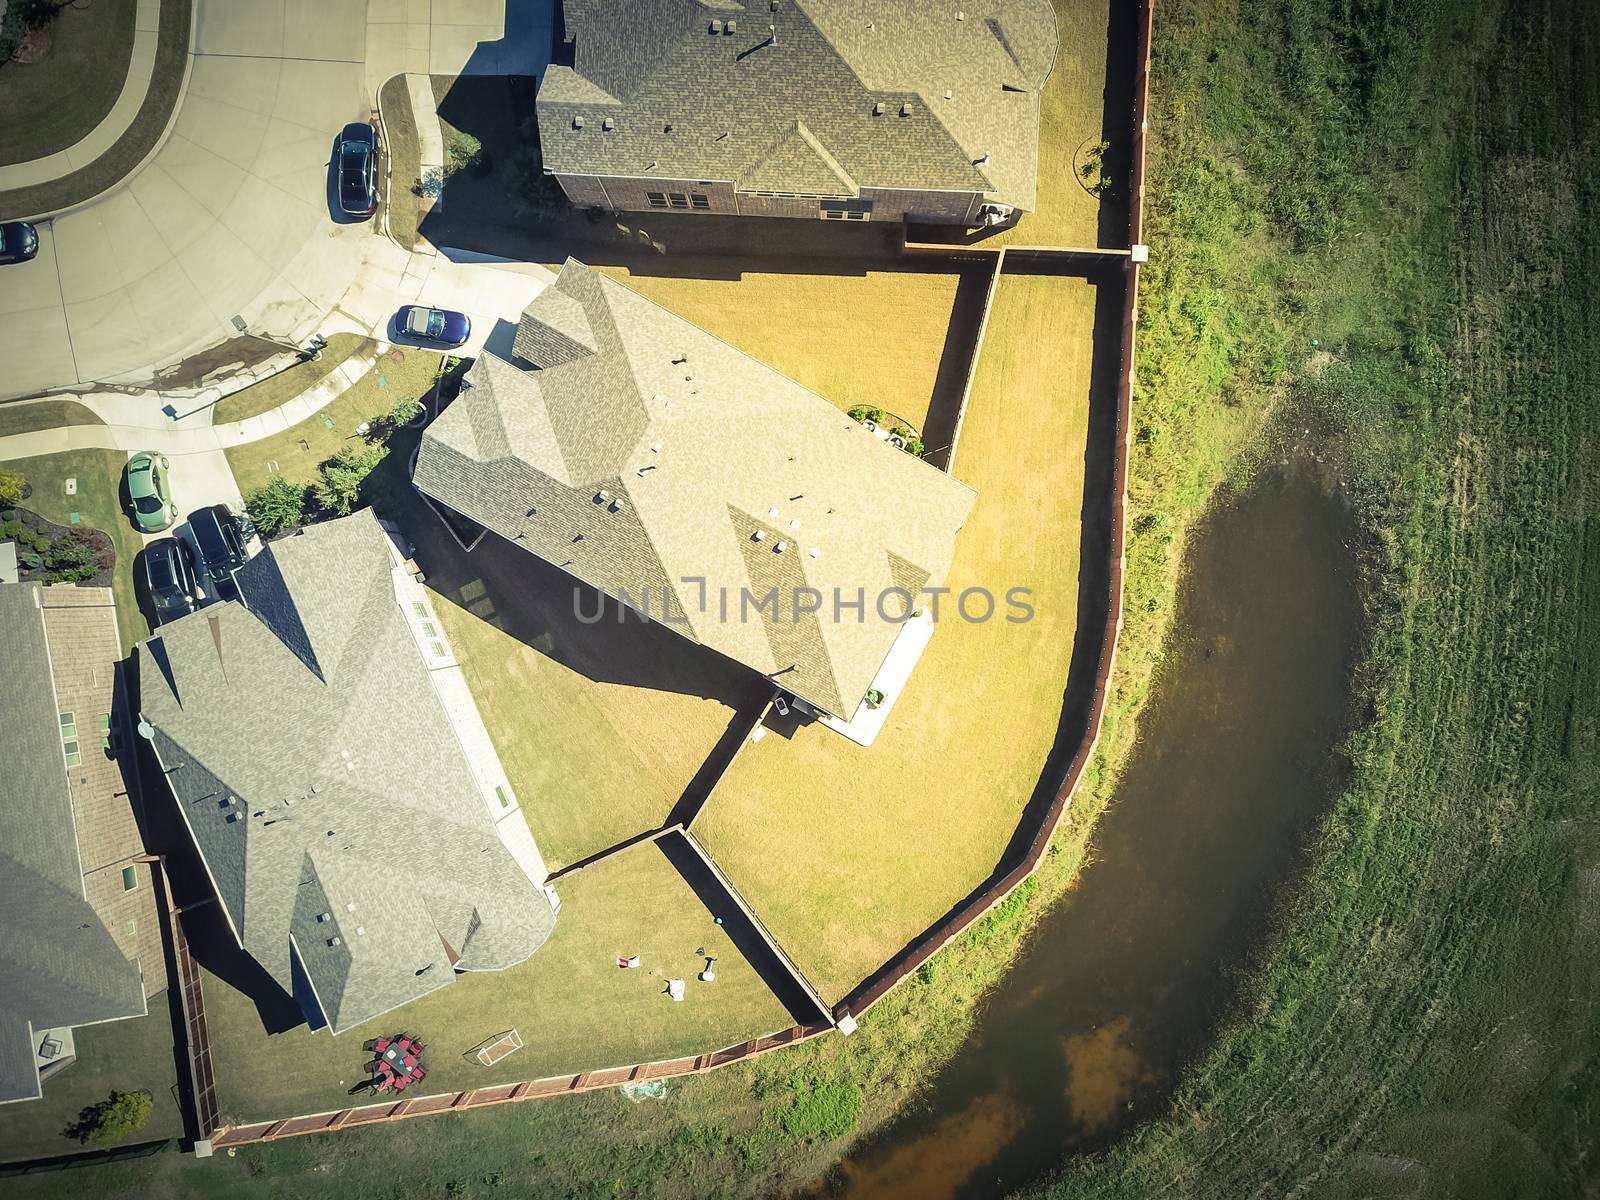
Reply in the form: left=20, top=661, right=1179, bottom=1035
left=0, top=986, right=184, bottom=1164
left=0, top=0, right=135, bottom=166
left=379, top=75, right=424, bottom=250
left=601, top=266, right=983, bottom=433
left=0, top=399, right=104, bottom=437
left=0, top=448, right=148, bottom=652
left=696, top=272, right=1101, bottom=1003
left=211, top=336, right=373, bottom=426
left=0, top=0, right=192, bottom=222
left=201, top=839, right=793, bottom=1127
left=222, top=348, right=444, bottom=495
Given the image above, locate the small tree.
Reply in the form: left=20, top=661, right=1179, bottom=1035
left=0, top=467, right=24, bottom=508
left=446, top=131, right=484, bottom=176
left=67, top=1089, right=152, bottom=1147
left=313, top=446, right=384, bottom=517
left=506, top=118, right=570, bottom=221
left=245, top=476, right=309, bottom=538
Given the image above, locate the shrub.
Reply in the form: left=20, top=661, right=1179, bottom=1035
left=0, top=519, right=21, bottom=539
left=18, top=549, right=42, bottom=570
left=313, top=445, right=385, bottom=517
left=847, top=405, right=886, bottom=425
left=0, top=468, right=24, bottom=508
left=446, top=131, right=483, bottom=175
left=66, top=1089, right=152, bottom=1147
left=46, top=535, right=94, bottom=571
left=32, top=534, right=50, bottom=553
left=245, top=476, right=310, bottom=537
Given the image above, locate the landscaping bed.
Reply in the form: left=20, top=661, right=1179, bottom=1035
left=0, top=0, right=136, bottom=166
left=1, top=505, right=115, bottom=585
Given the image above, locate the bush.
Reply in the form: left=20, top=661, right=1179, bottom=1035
left=446, top=131, right=484, bottom=175
left=18, top=549, right=42, bottom=570
left=847, top=405, right=886, bottom=425
left=66, top=1089, right=152, bottom=1148
left=0, top=519, right=21, bottom=539
left=46, top=535, right=94, bottom=571
left=32, top=535, right=50, bottom=553
left=0, top=468, right=24, bottom=508
left=506, top=119, right=571, bottom=221
left=245, top=476, right=310, bottom=537
left=313, top=445, right=385, bottom=517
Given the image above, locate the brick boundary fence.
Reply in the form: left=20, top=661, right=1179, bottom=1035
left=187, top=0, right=1156, bottom=1151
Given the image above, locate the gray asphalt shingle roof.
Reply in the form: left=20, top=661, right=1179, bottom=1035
left=413, top=260, right=976, bottom=719
left=0, top=584, right=145, bottom=1103
left=137, top=512, right=555, bottom=1035
left=539, top=0, right=1058, bottom=211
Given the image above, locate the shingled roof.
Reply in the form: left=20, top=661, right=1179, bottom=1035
left=539, top=0, right=1058, bottom=211
left=413, top=260, right=976, bottom=720
left=0, top=584, right=145, bottom=1103
left=137, top=513, right=556, bottom=1035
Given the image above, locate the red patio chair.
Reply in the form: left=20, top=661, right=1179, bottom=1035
left=373, top=1072, right=393, bottom=1093
left=402, top=1054, right=416, bottom=1069
left=411, top=1066, right=426, bottom=1086
left=374, top=1037, right=391, bottom=1053
left=409, top=1039, right=426, bottom=1054
left=392, top=1072, right=409, bottom=1091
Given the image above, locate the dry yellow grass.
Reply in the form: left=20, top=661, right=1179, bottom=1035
left=695, top=272, right=1100, bottom=1001
left=599, top=267, right=967, bottom=431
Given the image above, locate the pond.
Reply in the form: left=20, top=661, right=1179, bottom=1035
left=815, top=461, right=1363, bottom=1198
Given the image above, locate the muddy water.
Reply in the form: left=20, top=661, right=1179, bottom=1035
left=820, top=464, right=1361, bottom=1199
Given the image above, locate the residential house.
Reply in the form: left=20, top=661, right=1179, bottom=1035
left=412, top=259, right=976, bottom=739
left=0, top=583, right=150, bottom=1104
left=137, top=511, right=557, bottom=1035
left=539, top=0, right=1058, bottom=226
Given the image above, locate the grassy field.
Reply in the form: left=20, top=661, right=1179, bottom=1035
left=601, top=266, right=985, bottom=433
left=696, top=271, right=1099, bottom=1004
left=0, top=0, right=135, bottom=166
left=0, top=399, right=104, bottom=437
left=0, top=448, right=147, bottom=651
left=222, top=348, right=443, bottom=495
left=210, top=336, right=372, bottom=426
left=0, top=0, right=191, bottom=222
left=200, top=839, right=793, bottom=1126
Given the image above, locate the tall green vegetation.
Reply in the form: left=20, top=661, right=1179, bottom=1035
left=1034, top=0, right=1600, bottom=1195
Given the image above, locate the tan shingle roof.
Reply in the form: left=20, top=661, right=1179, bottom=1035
left=539, top=0, right=1057, bottom=211
left=414, top=260, right=976, bottom=719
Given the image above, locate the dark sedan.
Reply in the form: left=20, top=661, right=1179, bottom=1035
left=0, top=221, right=39, bottom=265
left=334, top=122, right=378, bottom=217
left=140, top=538, right=200, bottom=623
left=398, top=305, right=471, bottom=347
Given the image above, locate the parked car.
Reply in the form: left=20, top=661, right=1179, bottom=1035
left=0, top=221, right=39, bottom=265
left=398, top=305, right=471, bottom=347
left=140, top=538, right=200, bottom=623
left=124, top=451, right=176, bottom=532
left=334, top=122, right=378, bottom=216
left=187, top=503, right=248, bottom=580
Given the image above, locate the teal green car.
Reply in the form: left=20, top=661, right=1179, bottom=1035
left=124, top=451, right=176, bottom=533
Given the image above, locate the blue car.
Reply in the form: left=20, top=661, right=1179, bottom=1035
left=398, top=305, right=471, bottom=347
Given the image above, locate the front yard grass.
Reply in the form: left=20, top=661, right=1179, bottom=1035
left=0, top=399, right=104, bottom=437
left=211, top=335, right=373, bottom=426
left=201, top=838, right=793, bottom=1126
left=0, top=985, right=184, bottom=1164
left=0, top=448, right=148, bottom=652
left=222, top=347, right=444, bottom=495
left=695, top=272, right=1102, bottom=1003
left=600, top=266, right=984, bottom=434
left=0, top=0, right=135, bottom=166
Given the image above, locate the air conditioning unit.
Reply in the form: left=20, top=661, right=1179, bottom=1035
left=890, top=434, right=906, bottom=449
left=862, top=419, right=877, bottom=432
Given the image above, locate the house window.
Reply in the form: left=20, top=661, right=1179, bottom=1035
left=411, top=601, right=430, bottom=618
left=100, top=712, right=113, bottom=752
left=646, top=191, right=668, bottom=208
left=60, top=712, right=80, bottom=767
left=420, top=620, right=439, bottom=638
left=495, top=785, right=511, bottom=809
left=121, top=866, right=138, bottom=892
left=668, top=192, right=690, bottom=208
left=430, top=641, right=447, bottom=658
left=690, top=192, right=710, bottom=209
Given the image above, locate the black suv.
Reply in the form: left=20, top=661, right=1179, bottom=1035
left=188, top=504, right=248, bottom=580
left=335, top=123, right=378, bottom=217
left=140, top=538, right=200, bottom=623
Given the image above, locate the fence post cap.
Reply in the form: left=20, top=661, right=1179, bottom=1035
left=835, top=1013, right=858, bottom=1036
left=193, top=1139, right=214, bottom=1158
left=1130, top=244, right=1150, bottom=263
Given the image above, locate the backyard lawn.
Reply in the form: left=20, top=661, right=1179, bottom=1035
left=599, top=266, right=986, bottom=434
left=695, top=272, right=1104, bottom=1003
left=200, top=839, right=794, bottom=1126
left=368, top=452, right=763, bottom=870
left=0, top=986, right=184, bottom=1164
left=222, top=347, right=444, bottom=495
left=0, top=448, right=148, bottom=652
left=211, top=335, right=373, bottom=426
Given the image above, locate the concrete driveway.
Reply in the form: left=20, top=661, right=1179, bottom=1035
left=0, top=0, right=553, bottom=401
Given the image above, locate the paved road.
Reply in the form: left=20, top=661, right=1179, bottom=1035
left=0, top=0, right=555, bottom=401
